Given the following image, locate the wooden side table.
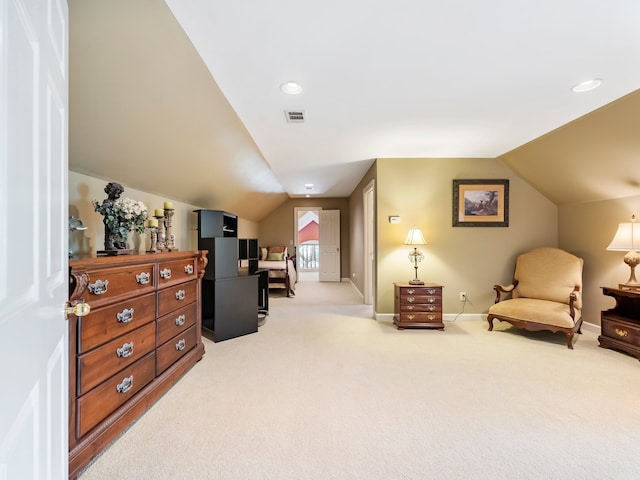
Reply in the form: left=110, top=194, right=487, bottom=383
left=393, top=282, right=444, bottom=330
left=599, top=286, right=640, bottom=360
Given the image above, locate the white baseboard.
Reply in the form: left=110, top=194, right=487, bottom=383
left=375, top=313, right=601, bottom=334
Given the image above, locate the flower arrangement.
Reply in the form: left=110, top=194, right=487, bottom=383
left=93, top=182, right=148, bottom=250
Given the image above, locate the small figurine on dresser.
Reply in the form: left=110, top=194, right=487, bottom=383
left=92, top=182, right=148, bottom=255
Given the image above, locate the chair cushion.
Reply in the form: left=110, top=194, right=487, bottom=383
left=489, top=298, right=580, bottom=328
left=513, top=247, right=583, bottom=308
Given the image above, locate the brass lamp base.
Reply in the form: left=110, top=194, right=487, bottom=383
left=409, top=279, right=425, bottom=285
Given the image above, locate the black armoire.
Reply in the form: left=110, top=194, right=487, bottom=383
left=195, top=210, right=258, bottom=342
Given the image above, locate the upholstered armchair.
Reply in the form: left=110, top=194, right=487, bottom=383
left=487, top=247, right=584, bottom=349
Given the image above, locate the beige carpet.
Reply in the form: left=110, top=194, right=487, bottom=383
left=80, top=281, right=640, bottom=479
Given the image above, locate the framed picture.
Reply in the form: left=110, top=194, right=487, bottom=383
left=452, top=179, right=509, bottom=227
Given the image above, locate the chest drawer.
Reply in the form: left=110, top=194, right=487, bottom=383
left=401, top=286, right=441, bottom=296
left=158, top=280, right=197, bottom=317
left=602, top=316, right=640, bottom=346
left=83, top=263, right=156, bottom=308
left=157, top=258, right=198, bottom=289
left=76, top=352, right=156, bottom=438
left=399, top=294, right=441, bottom=305
left=157, top=302, right=197, bottom=346
left=157, top=325, right=197, bottom=375
left=78, top=292, right=156, bottom=353
left=399, top=303, right=442, bottom=312
left=77, top=321, right=156, bottom=396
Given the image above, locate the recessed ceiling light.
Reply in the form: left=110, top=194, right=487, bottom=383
left=280, top=81, right=303, bottom=95
left=305, top=194, right=311, bottom=198
left=571, top=78, right=603, bottom=93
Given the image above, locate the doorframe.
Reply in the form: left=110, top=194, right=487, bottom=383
left=363, top=180, right=375, bottom=305
left=294, top=206, right=322, bottom=273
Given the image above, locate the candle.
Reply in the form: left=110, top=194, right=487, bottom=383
left=164, top=201, right=173, bottom=209
left=154, top=208, right=164, bottom=217
left=147, top=218, right=158, bottom=228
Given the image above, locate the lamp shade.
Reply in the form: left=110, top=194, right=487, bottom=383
left=607, top=219, right=639, bottom=251
left=405, top=227, right=426, bottom=246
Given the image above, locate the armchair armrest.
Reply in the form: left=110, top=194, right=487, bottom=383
left=493, top=281, right=518, bottom=304
left=569, top=286, right=581, bottom=319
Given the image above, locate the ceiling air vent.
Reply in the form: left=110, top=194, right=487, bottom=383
left=285, top=110, right=305, bottom=123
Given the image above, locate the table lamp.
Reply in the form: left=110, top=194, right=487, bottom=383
left=606, top=215, right=640, bottom=290
left=405, top=226, right=426, bottom=285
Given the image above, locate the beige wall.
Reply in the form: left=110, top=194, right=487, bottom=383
left=375, top=158, right=558, bottom=316
left=559, top=195, right=640, bottom=326
left=258, top=198, right=350, bottom=278
left=69, top=171, right=258, bottom=256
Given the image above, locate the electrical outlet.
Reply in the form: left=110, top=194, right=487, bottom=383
left=459, top=291, right=467, bottom=302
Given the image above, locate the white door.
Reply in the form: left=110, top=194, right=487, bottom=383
left=0, top=1, right=69, bottom=478
left=319, top=210, right=340, bottom=282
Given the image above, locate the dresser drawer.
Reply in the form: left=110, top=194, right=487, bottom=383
left=78, top=292, right=156, bottom=353
left=399, top=294, right=441, bottom=305
left=401, top=286, right=441, bottom=296
left=157, top=258, right=198, bottom=288
left=84, top=263, right=156, bottom=308
left=602, top=317, right=640, bottom=346
left=157, top=303, right=197, bottom=346
left=398, top=312, right=442, bottom=323
left=400, top=303, right=442, bottom=313
left=157, top=280, right=197, bottom=317
left=156, top=325, right=197, bottom=375
left=76, top=352, right=156, bottom=438
left=77, top=322, right=156, bottom=396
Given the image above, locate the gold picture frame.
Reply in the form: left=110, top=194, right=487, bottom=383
left=452, top=179, right=509, bottom=227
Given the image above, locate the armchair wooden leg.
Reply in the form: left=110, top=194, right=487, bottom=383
left=487, top=316, right=494, bottom=331
left=565, top=332, right=574, bottom=350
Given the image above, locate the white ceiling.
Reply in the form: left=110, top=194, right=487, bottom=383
left=164, top=0, right=640, bottom=198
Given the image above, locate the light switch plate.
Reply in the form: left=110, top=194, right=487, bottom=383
left=389, top=216, right=401, bottom=224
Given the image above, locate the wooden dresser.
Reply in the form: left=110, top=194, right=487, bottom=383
left=599, top=286, right=640, bottom=360
left=68, top=251, right=207, bottom=478
left=393, top=282, right=444, bottom=330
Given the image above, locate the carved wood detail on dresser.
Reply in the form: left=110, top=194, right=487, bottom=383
left=68, top=251, right=207, bottom=478
left=393, top=282, right=445, bottom=330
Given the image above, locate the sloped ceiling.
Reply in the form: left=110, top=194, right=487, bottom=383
left=68, top=0, right=288, bottom=222
left=500, top=89, right=640, bottom=205
left=69, top=0, right=640, bottom=220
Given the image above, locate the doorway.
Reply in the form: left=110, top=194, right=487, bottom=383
left=295, top=207, right=320, bottom=281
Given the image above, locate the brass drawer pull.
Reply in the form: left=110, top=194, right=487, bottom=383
left=116, top=341, right=134, bottom=358
left=427, top=288, right=436, bottom=294
left=406, top=305, right=414, bottom=310
left=175, top=289, right=186, bottom=301
left=407, top=314, right=415, bottom=321
left=175, top=314, right=186, bottom=326
left=428, top=297, right=436, bottom=303
left=136, top=272, right=150, bottom=285
left=88, top=279, right=109, bottom=295
left=407, top=297, right=415, bottom=303
left=176, top=339, right=186, bottom=351
left=428, top=315, right=435, bottom=321
left=428, top=305, right=435, bottom=311
left=160, top=268, right=172, bottom=279
left=117, top=308, right=134, bottom=324
left=615, top=328, right=629, bottom=338
left=116, top=375, right=133, bottom=394
left=184, top=265, right=194, bottom=275
left=407, top=288, right=416, bottom=294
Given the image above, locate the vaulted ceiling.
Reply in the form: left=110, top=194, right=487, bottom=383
left=69, top=1, right=640, bottom=220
